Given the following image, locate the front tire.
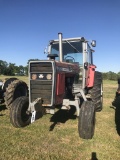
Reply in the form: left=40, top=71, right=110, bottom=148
left=78, top=101, right=95, bottom=139
left=10, top=96, right=31, bottom=128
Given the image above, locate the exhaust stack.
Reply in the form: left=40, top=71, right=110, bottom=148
left=58, top=33, right=63, bottom=62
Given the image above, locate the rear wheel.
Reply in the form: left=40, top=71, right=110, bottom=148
left=78, top=101, right=95, bottom=139
left=4, top=80, right=28, bottom=109
left=89, top=71, right=103, bottom=112
left=10, top=96, right=31, bottom=128
left=2, top=78, right=18, bottom=92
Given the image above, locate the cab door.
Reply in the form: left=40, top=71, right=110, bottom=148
left=82, top=42, right=96, bottom=88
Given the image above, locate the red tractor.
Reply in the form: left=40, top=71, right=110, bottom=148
left=10, top=33, right=103, bottom=139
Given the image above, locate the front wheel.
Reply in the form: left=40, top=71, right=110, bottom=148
left=78, top=101, right=95, bottom=139
left=10, top=96, right=31, bottom=128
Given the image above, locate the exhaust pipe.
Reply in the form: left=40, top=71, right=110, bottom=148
left=58, top=33, right=63, bottom=62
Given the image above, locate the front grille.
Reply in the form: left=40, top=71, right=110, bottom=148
left=30, top=62, right=53, bottom=105
left=30, top=62, right=52, bottom=72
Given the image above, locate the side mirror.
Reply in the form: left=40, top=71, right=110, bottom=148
left=44, top=46, right=48, bottom=54
left=91, top=40, right=96, bottom=47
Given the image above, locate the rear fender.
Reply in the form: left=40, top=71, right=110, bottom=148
left=86, top=65, right=96, bottom=87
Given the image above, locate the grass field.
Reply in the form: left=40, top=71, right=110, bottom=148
left=0, top=76, right=120, bottom=160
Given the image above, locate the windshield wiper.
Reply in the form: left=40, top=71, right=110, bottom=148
left=66, top=40, right=80, bottom=53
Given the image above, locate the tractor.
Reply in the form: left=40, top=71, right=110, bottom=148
left=112, top=78, right=120, bottom=108
left=112, top=78, right=120, bottom=135
left=0, top=78, right=28, bottom=109
left=10, top=33, right=103, bottom=139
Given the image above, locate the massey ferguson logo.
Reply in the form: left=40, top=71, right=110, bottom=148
left=39, top=74, right=44, bottom=78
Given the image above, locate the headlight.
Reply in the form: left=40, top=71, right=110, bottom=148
left=31, top=74, right=37, bottom=80
left=46, top=74, right=52, bottom=80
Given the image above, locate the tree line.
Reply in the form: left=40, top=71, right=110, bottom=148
left=102, top=71, right=120, bottom=81
left=0, top=59, right=39, bottom=76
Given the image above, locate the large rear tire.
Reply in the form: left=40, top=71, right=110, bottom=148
left=89, top=71, right=103, bottom=112
left=10, top=96, right=31, bottom=128
left=4, top=80, right=28, bottom=109
left=2, top=78, right=18, bottom=92
left=78, top=101, right=95, bottom=139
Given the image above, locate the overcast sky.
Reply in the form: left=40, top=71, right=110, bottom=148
left=0, top=0, right=120, bottom=72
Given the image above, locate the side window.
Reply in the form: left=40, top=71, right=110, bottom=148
left=51, top=44, right=59, bottom=55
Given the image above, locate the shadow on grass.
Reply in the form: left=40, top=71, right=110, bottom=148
left=112, top=95, right=120, bottom=136
left=0, top=104, right=7, bottom=116
left=91, top=152, right=98, bottom=160
left=49, top=106, right=77, bottom=131
left=0, top=104, right=7, bottom=112
left=33, top=106, right=46, bottom=121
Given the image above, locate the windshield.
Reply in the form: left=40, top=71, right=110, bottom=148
left=50, top=41, right=83, bottom=65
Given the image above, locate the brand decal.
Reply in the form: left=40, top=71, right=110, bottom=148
left=57, top=66, right=73, bottom=72
left=39, top=74, right=44, bottom=78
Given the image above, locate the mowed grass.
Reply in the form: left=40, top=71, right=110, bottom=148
left=0, top=76, right=120, bottom=160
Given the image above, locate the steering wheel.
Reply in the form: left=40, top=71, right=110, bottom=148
left=64, top=56, right=75, bottom=63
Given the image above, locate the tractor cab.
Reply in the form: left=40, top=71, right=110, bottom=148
left=47, top=33, right=96, bottom=88
left=49, top=38, right=83, bottom=65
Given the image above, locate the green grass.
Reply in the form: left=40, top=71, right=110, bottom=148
left=0, top=77, right=120, bottom=160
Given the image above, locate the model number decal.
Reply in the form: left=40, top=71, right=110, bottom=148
left=57, top=66, right=73, bottom=72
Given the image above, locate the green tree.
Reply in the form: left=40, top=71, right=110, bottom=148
left=4, top=63, right=16, bottom=75
left=19, top=65, right=25, bottom=74
left=0, top=60, right=8, bottom=75
left=24, top=65, right=28, bottom=75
